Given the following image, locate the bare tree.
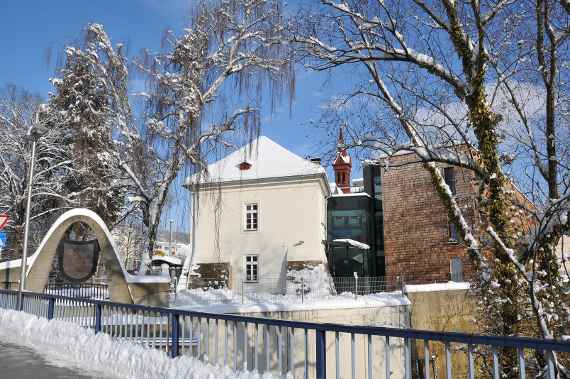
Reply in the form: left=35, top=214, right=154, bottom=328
left=120, top=0, right=294, bottom=259
left=0, top=86, right=76, bottom=257
left=293, top=0, right=569, bottom=375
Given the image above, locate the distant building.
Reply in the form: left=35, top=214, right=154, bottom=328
left=184, top=136, right=330, bottom=290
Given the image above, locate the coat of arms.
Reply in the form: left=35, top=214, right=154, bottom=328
left=58, top=239, right=100, bottom=282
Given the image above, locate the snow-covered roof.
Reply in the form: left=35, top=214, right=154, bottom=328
left=331, top=239, right=370, bottom=250
left=151, top=256, right=183, bottom=266
left=329, top=177, right=366, bottom=195
left=185, top=136, right=325, bottom=186
left=330, top=192, right=371, bottom=198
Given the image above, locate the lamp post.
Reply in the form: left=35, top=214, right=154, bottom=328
left=169, top=219, right=174, bottom=256
left=17, top=119, right=44, bottom=310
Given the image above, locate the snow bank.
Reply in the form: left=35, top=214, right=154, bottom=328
left=404, top=282, right=470, bottom=293
left=0, top=309, right=276, bottom=379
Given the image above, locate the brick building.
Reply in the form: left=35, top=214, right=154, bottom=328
left=375, top=151, right=478, bottom=285
left=327, top=133, right=479, bottom=285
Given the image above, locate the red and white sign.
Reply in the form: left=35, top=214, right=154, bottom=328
left=0, top=214, right=8, bottom=230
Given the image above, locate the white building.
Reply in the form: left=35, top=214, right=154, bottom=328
left=181, top=136, right=330, bottom=290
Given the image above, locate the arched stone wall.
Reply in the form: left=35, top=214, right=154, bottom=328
left=0, top=209, right=170, bottom=306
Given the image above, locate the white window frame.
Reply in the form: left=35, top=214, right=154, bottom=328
left=244, top=254, right=259, bottom=282
left=243, top=202, right=259, bottom=231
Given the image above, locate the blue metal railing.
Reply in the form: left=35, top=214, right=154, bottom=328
left=0, top=288, right=569, bottom=378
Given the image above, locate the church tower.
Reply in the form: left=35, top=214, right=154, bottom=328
left=332, top=128, right=352, bottom=193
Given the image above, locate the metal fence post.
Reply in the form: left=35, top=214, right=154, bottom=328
left=171, top=314, right=180, bottom=358
left=316, top=329, right=327, bottom=379
left=47, top=297, right=55, bottom=320
left=355, top=276, right=359, bottom=297
left=95, top=303, right=102, bottom=333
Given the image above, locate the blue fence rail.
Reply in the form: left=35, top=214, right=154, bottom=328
left=0, top=288, right=569, bottom=378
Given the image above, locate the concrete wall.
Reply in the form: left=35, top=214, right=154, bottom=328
left=192, top=176, right=328, bottom=289
left=182, top=303, right=410, bottom=378
left=407, top=288, right=479, bottom=377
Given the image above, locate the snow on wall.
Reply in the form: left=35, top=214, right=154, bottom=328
left=404, top=282, right=470, bottom=293
left=0, top=309, right=276, bottom=379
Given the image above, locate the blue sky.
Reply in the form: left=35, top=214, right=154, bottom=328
left=0, top=1, right=366, bottom=233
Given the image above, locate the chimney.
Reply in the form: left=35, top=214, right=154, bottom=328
left=332, top=127, right=352, bottom=193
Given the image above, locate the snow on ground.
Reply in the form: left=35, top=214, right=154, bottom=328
left=0, top=309, right=277, bottom=379
left=174, top=264, right=409, bottom=313
left=173, top=290, right=410, bottom=314
left=173, top=264, right=410, bottom=313
left=404, top=282, right=470, bottom=293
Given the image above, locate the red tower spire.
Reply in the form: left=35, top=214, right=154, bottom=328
left=332, top=127, right=352, bottom=193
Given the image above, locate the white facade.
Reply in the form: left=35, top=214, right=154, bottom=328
left=183, top=136, right=330, bottom=289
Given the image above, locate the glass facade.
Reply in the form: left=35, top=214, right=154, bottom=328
left=326, top=163, right=386, bottom=277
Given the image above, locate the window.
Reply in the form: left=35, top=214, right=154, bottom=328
left=373, top=175, right=382, bottom=199
left=374, top=211, right=384, bottom=249
left=449, top=221, right=459, bottom=242
left=443, top=167, right=456, bottom=195
left=245, top=255, right=258, bottom=282
left=329, top=209, right=368, bottom=242
left=244, top=203, right=258, bottom=231
left=450, top=258, right=464, bottom=282
left=237, top=161, right=252, bottom=171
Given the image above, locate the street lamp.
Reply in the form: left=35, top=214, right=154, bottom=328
left=17, top=117, right=45, bottom=310
left=169, top=219, right=174, bottom=256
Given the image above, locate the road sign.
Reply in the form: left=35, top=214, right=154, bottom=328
left=0, top=214, right=8, bottom=230
left=0, top=231, right=7, bottom=253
